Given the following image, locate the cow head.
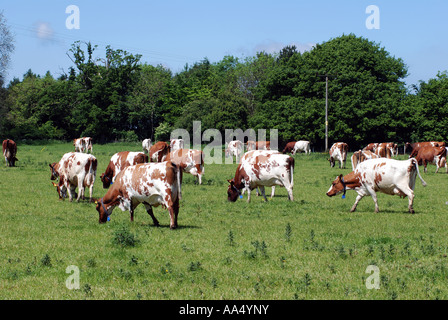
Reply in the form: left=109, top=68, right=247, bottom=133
left=51, top=181, right=67, bottom=200
left=326, top=174, right=346, bottom=197
left=49, top=163, right=59, bottom=180
left=100, top=173, right=112, bottom=189
left=95, top=198, right=111, bottom=223
left=227, top=179, right=241, bottom=202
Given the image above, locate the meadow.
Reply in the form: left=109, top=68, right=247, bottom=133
left=1, top=141, right=448, bottom=300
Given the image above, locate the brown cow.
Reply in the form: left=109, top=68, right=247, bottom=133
left=100, top=151, right=148, bottom=188
left=2, top=139, right=18, bottom=167
left=149, top=141, right=170, bottom=162
left=406, top=141, right=446, bottom=158
left=413, top=146, right=447, bottom=173
left=282, top=141, right=296, bottom=154
left=246, top=141, right=271, bottom=151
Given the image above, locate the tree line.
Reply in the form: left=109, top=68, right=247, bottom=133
left=1, top=34, right=447, bottom=151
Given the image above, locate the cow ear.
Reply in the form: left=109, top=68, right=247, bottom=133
left=52, top=182, right=58, bottom=187
left=227, top=179, right=233, bottom=185
left=338, top=174, right=344, bottom=180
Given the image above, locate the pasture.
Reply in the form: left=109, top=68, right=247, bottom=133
left=1, top=142, right=448, bottom=300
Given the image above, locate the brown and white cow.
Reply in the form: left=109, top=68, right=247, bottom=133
left=49, top=152, right=97, bottom=202
left=225, top=140, right=244, bottom=163
left=2, top=139, right=18, bottom=167
left=351, top=150, right=379, bottom=171
left=227, top=150, right=294, bottom=203
left=142, top=138, right=152, bottom=154
left=375, top=144, right=392, bottom=158
left=326, top=158, right=427, bottom=214
left=246, top=141, right=271, bottom=151
left=363, top=143, right=379, bottom=153
left=94, top=161, right=182, bottom=229
left=406, top=141, right=446, bottom=158
left=100, top=151, right=148, bottom=188
left=149, top=141, right=170, bottom=162
left=168, top=148, right=204, bottom=184
left=413, top=145, right=447, bottom=173
left=283, top=141, right=311, bottom=155
left=329, top=142, right=349, bottom=169
left=170, top=139, right=184, bottom=152
left=73, top=137, right=93, bottom=153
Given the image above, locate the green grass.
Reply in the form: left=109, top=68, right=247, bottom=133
left=1, top=142, right=448, bottom=300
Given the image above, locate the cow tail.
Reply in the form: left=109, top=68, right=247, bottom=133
left=288, top=156, right=294, bottom=187
left=175, top=162, right=182, bottom=201
left=86, top=157, right=98, bottom=186
left=412, top=158, right=427, bottom=187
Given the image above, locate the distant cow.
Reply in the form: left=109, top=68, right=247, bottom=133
left=73, top=137, right=93, bottom=153
left=225, top=140, right=244, bottom=162
left=283, top=141, right=311, bottom=155
left=363, top=143, right=379, bottom=153
left=95, top=161, right=182, bottom=229
left=246, top=141, right=271, bottom=151
left=149, top=141, right=170, bottom=162
left=168, top=149, right=204, bottom=184
left=49, top=152, right=97, bottom=202
left=351, top=150, right=379, bottom=170
left=329, top=142, right=349, bottom=169
left=413, top=146, right=447, bottom=173
left=375, top=144, right=392, bottom=158
left=170, top=139, right=184, bottom=152
left=2, top=139, right=18, bottom=167
left=100, top=151, right=148, bottom=188
left=326, top=158, right=427, bottom=214
left=227, top=150, right=294, bottom=203
left=142, top=139, right=152, bottom=154
left=406, top=141, right=446, bottom=158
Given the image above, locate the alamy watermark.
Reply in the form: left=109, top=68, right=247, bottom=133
left=66, top=265, right=80, bottom=290
left=66, top=5, right=80, bottom=30
left=365, top=265, right=380, bottom=290
left=365, top=5, right=380, bottom=30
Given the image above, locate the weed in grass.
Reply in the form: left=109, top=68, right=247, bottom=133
left=87, top=258, right=96, bottom=268
left=188, top=261, right=202, bottom=272
left=211, top=278, right=218, bottom=289
left=83, top=283, right=92, bottom=296
left=285, top=223, right=292, bottom=242
left=40, top=254, right=52, bottom=267
left=129, top=255, right=139, bottom=266
left=112, top=225, right=139, bottom=248
left=228, top=230, right=235, bottom=247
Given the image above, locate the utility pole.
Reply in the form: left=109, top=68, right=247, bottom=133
left=317, top=73, right=337, bottom=152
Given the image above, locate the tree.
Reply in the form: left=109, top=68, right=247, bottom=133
left=0, top=11, right=14, bottom=84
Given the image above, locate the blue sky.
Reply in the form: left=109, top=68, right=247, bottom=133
left=2, top=0, right=448, bottom=87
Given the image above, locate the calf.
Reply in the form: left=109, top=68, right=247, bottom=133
left=225, top=140, right=244, bottom=163
left=149, top=141, right=170, bottom=162
left=351, top=150, right=379, bottom=171
left=168, top=148, right=204, bottom=184
left=95, top=162, right=182, bottom=229
left=2, top=139, right=18, bottom=167
left=326, top=158, right=427, bottom=213
left=100, top=151, right=148, bottom=188
left=329, top=142, right=349, bottom=169
left=49, top=152, right=97, bottom=202
left=414, top=146, right=447, bottom=173
left=227, top=150, right=294, bottom=203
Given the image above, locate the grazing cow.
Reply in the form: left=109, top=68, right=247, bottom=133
left=73, top=137, right=93, bottom=153
left=2, top=139, right=18, bottom=167
left=142, top=138, right=152, bottom=154
left=149, top=141, right=170, bottom=162
left=351, top=150, right=379, bottom=171
left=94, top=161, right=182, bottom=229
left=49, top=152, right=97, bottom=202
left=406, top=141, right=446, bottom=158
left=363, top=143, right=379, bottom=153
left=100, top=151, right=148, bottom=188
left=227, top=150, right=294, bottom=203
left=326, top=158, right=427, bottom=214
left=225, top=140, right=244, bottom=162
left=282, top=141, right=296, bottom=154
left=168, top=149, right=204, bottom=184
left=283, top=141, right=311, bottom=155
left=413, top=146, right=447, bottom=173
left=170, top=139, right=184, bottom=152
left=329, top=142, right=349, bottom=169
left=246, top=140, right=271, bottom=151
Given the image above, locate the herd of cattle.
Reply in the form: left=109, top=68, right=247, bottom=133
left=2, top=137, right=447, bottom=228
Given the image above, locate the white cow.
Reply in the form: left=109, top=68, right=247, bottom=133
left=326, top=158, right=427, bottom=214
left=142, top=138, right=152, bottom=154
left=225, top=140, right=244, bottom=163
left=49, top=152, right=97, bottom=202
left=227, top=150, right=294, bottom=203
left=170, top=139, right=184, bottom=152
left=292, top=140, right=311, bottom=155
left=329, top=142, right=349, bottom=169
left=73, top=137, right=92, bottom=153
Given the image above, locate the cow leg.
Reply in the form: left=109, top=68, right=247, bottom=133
left=270, top=186, right=276, bottom=199
left=197, top=173, right=202, bottom=185
left=246, top=188, right=252, bottom=203
left=350, top=194, right=364, bottom=212
left=259, top=186, right=268, bottom=202
left=143, top=204, right=160, bottom=226
left=89, top=184, right=94, bottom=203
left=168, top=199, right=179, bottom=230
left=370, top=192, right=380, bottom=213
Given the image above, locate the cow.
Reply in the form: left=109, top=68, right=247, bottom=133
left=364, top=142, right=397, bottom=157
left=142, top=138, right=152, bottom=154
left=149, top=141, right=170, bottom=162
left=168, top=148, right=204, bottom=184
left=94, top=161, right=182, bottom=229
left=363, top=143, right=378, bottom=153
left=282, top=142, right=296, bottom=154
left=225, top=140, right=244, bottom=163
left=170, top=139, right=184, bottom=152
left=351, top=150, right=379, bottom=171
left=100, top=151, right=148, bottom=188
left=227, top=150, right=294, bottom=203
left=73, top=137, right=93, bottom=153
left=49, top=152, right=97, bottom=202
left=246, top=141, right=271, bottom=151
left=375, top=144, right=392, bottom=159
left=326, top=158, right=427, bottom=214
left=328, top=142, right=349, bottom=169
left=405, top=141, right=446, bottom=158
left=413, top=146, right=447, bottom=173
left=2, top=139, right=18, bottom=167
left=283, top=141, right=311, bottom=155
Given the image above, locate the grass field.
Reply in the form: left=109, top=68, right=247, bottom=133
left=1, top=141, right=448, bottom=300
